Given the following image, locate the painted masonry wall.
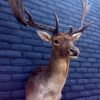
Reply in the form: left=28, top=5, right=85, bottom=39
left=0, top=0, right=100, bottom=100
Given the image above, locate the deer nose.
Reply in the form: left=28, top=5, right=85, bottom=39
left=68, top=48, right=80, bottom=56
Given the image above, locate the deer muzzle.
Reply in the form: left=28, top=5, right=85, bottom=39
left=68, top=47, right=80, bottom=57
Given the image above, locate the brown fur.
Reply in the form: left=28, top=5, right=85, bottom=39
left=25, top=33, right=80, bottom=100
left=8, top=1, right=91, bottom=99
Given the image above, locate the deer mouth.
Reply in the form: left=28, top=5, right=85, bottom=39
left=68, top=55, right=78, bottom=59
left=68, top=48, right=80, bottom=59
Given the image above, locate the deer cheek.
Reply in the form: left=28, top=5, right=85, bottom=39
left=59, top=48, right=68, bottom=57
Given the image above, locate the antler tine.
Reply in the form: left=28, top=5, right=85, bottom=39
left=72, top=0, right=92, bottom=34
left=68, top=25, right=74, bottom=34
left=80, top=0, right=91, bottom=28
left=24, top=8, right=54, bottom=32
left=72, top=21, right=93, bottom=34
left=53, top=10, right=59, bottom=35
left=8, top=0, right=28, bottom=26
left=8, top=0, right=58, bottom=33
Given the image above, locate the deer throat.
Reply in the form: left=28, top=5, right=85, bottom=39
left=45, top=54, right=69, bottom=90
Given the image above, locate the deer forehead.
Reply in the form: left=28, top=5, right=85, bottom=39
left=52, top=34, right=73, bottom=42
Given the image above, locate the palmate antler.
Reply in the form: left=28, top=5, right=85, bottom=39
left=8, top=0, right=92, bottom=35
left=69, top=0, right=92, bottom=34
left=72, top=0, right=92, bottom=34
left=8, top=0, right=59, bottom=34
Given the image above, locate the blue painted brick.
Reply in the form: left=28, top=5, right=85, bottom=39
left=70, top=61, right=81, bottom=67
left=66, top=79, right=77, bottom=85
left=12, top=90, right=24, bottom=98
left=85, top=84, right=96, bottom=90
left=0, top=20, right=20, bottom=29
left=74, top=98, right=87, bottom=100
left=0, top=82, right=12, bottom=91
left=43, top=54, right=50, bottom=60
left=64, top=92, right=78, bottom=99
left=23, top=52, right=42, bottom=59
left=62, top=85, right=71, bottom=93
left=80, top=52, right=91, bottom=58
left=92, top=54, right=100, bottom=58
left=0, top=42, right=10, bottom=49
left=78, top=90, right=91, bottom=97
left=0, top=74, right=11, bottom=82
left=91, top=89, right=100, bottom=95
left=0, top=50, right=21, bottom=58
left=11, top=58, right=32, bottom=66
left=0, top=66, right=22, bottom=73
left=76, top=68, right=88, bottom=73
left=39, top=6, right=52, bottom=14
left=81, top=62, right=92, bottom=67
left=0, top=27, right=10, bottom=34
left=77, top=79, right=89, bottom=85
left=22, top=38, right=42, bottom=46
left=87, top=58, right=97, bottom=62
left=86, top=96, right=98, bottom=100
left=96, top=84, right=100, bottom=88
left=92, top=63, right=100, bottom=67
left=69, top=73, right=83, bottom=79
left=0, top=12, right=9, bottom=21
left=83, top=73, right=94, bottom=78
left=69, top=68, right=76, bottom=73
left=11, top=30, right=33, bottom=38
left=11, top=44, right=32, bottom=51
left=43, top=41, right=51, bottom=48
left=70, top=85, right=85, bottom=92
left=12, top=99, right=24, bottom=100
left=0, top=34, right=22, bottom=43
left=94, top=73, right=100, bottom=78
left=33, top=46, right=51, bottom=53
left=87, top=68, right=98, bottom=73
left=24, top=1, right=35, bottom=9
left=22, top=66, right=32, bottom=73
left=0, top=91, right=11, bottom=99
left=12, top=74, right=28, bottom=82
left=0, top=6, right=12, bottom=14
left=32, top=59, right=48, bottom=66
left=97, top=95, right=100, bottom=100
left=12, top=66, right=22, bottom=73
left=0, top=66, right=12, bottom=72
left=0, top=65, right=23, bottom=74
left=89, top=78, right=100, bottom=83
left=38, top=1, right=48, bottom=7
left=0, top=58, right=10, bottom=65
left=0, top=0, right=9, bottom=7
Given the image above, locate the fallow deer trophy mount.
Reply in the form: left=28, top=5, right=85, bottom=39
left=8, top=0, right=92, bottom=100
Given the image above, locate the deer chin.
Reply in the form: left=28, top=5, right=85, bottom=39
left=68, top=56, right=78, bottom=59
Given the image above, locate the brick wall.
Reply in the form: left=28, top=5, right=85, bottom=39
left=0, top=0, right=100, bottom=100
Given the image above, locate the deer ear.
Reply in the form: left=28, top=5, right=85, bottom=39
left=37, top=31, right=52, bottom=42
left=72, top=32, right=81, bottom=41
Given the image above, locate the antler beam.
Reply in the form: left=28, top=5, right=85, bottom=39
left=70, top=0, right=92, bottom=34
left=8, top=0, right=59, bottom=34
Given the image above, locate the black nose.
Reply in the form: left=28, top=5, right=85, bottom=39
left=74, top=51, right=79, bottom=56
left=68, top=48, right=80, bottom=56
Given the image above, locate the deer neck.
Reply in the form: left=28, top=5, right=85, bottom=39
left=46, top=52, right=70, bottom=86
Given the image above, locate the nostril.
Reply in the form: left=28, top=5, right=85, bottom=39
left=68, top=48, right=80, bottom=56
left=75, top=50, right=80, bottom=56
left=68, top=48, right=74, bottom=53
left=74, top=51, right=79, bottom=56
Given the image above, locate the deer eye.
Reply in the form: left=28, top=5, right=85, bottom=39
left=54, top=40, right=60, bottom=45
